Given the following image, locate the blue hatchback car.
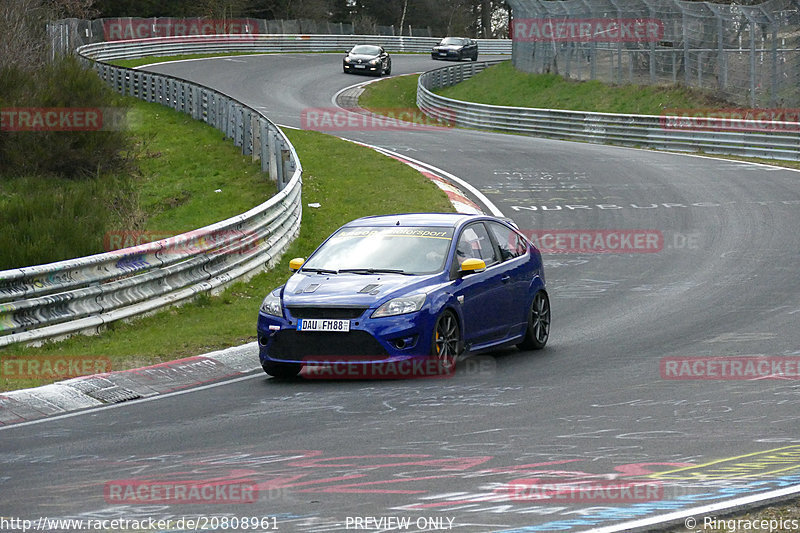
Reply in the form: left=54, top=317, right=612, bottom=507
left=257, top=213, right=549, bottom=378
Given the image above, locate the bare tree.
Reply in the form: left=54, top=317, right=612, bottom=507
left=1, top=0, right=51, bottom=71
left=48, top=0, right=98, bottom=19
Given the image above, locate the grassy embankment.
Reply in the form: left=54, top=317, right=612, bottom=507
left=1, top=81, right=453, bottom=392
left=359, top=61, right=800, bottom=170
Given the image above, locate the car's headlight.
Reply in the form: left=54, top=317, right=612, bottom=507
left=344, top=57, right=352, bottom=63
left=260, top=289, right=283, bottom=317
left=372, top=294, right=426, bottom=318
left=368, top=58, right=380, bottom=65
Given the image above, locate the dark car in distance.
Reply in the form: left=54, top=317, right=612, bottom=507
left=431, top=37, right=478, bottom=61
left=343, top=44, right=392, bottom=76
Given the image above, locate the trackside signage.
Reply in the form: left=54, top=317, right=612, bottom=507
left=512, top=18, right=664, bottom=42
left=102, top=18, right=259, bottom=41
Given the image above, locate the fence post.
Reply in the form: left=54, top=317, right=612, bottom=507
left=749, top=21, right=756, bottom=107
left=682, top=9, right=689, bottom=86
left=268, top=130, right=278, bottom=183
left=242, top=109, right=252, bottom=156
left=717, top=14, right=726, bottom=91
left=770, top=25, right=778, bottom=107
left=260, top=120, right=269, bottom=174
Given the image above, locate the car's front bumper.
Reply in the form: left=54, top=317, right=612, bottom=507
left=343, top=62, right=381, bottom=74
left=257, top=309, right=436, bottom=364
left=431, top=49, right=463, bottom=59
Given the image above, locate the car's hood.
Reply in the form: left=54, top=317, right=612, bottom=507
left=433, top=45, right=464, bottom=50
left=283, top=272, right=441, bottom=308
left=346, top=53, right=379, bottom=61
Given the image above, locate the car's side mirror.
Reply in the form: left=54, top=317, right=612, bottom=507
left=459, top=258, right=486, bottom=275
left=289, top=257, right=305, bottom=271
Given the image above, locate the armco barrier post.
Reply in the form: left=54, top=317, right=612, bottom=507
left=281, top=148, right=291, bottom=191
left=260, top=121, right=269, bottom=174
left=268, top=129, right=278, bottom=182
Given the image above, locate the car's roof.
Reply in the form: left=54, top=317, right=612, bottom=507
left=345, top=213, right=484, bottom=228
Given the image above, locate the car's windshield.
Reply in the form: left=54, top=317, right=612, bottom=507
left=350, top=45, right=381, bottom=55
left=440, top=37, right=467, bottom=45
left=302, top=226, right=454, bottom=275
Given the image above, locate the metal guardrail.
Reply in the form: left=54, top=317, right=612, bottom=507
left=0, top=35, right=509, bottom=347
left=418, top=61, right=800, bottom=161
left=0, top=40, right=304, bottom=347
left=76, top=34, right=511, bottom=61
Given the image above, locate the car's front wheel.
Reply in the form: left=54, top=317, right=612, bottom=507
left=431, top=310, right=461, bottom=373
left=517, top=290, right=550, bottom=350
left=262, top=361, right=302, bottom=378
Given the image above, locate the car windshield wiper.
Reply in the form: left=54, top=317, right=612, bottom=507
left=338, top=268, right=413, bottom=275
left=301, top=267, right=339, bottom=274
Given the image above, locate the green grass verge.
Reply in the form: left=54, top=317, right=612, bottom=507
left=360, top=74, right=421, bottom=110
left=0, top=128, right=454, bottom=392
left=0, top=99, right=274, bottom=270
left=360, top=66, right=800, bottom=171
left=436, top=61, right=730, bottom=114
left=129, top=100, right=275, bottom=234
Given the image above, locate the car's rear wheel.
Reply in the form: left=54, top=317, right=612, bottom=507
left=432, top=310, right=461, bottom=373
left=262, top=361, right=302, bottom=378
left=517, top=291, right=550, bottom=350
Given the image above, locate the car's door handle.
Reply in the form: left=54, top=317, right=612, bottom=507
left=501, top=275, right=511, bottom=283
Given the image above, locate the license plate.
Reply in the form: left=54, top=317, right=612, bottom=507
left=297, top=319, right=350, bottom=332
left=354, top=64, right=366, bottom=69
left=439, top=52, right=447, bottom=56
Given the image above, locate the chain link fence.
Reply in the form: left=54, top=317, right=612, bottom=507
left=508, top=0, right=800, bottom=107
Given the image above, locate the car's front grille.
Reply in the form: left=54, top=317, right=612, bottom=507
left=286, top=307, right=367, bottom=319
left=269, top=330, right=388, bottom=359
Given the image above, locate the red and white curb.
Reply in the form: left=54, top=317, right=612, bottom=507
left=377, top=150, right=484, bottom=214
left=355, top=142, right=504, bottom=217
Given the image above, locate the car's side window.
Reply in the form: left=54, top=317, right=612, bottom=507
left=456, top=223, right=498, bottom=267
left=488, top=222, right=528, bottom=262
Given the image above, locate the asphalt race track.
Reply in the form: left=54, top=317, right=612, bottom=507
left=2, top=53, right=800, bottom=532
